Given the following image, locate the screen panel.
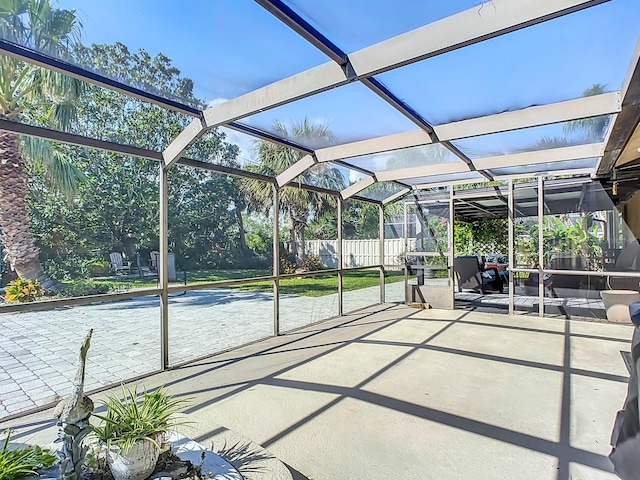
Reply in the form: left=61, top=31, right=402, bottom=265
left=22, top=0, right=331, bottom=106
left=340, top=144, right=459, bottom=173
left=241, top=82, right=418, bottom=148
left=282, top=0, right=478, bottom=53
left=452, top=116, right=611, bottom=159
left=376, top=0, right=639, bottom=125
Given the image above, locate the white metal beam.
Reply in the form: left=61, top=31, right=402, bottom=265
left=340, top=177, right=375, bottom=200
left=594, top=112, right=619, bottom=172
left=275, top=154, right=316, bottom=187
left=622, top=35, right=640, bottom=99
left=597, top=35, right=640, bottom=175
left=198, top=0, right=601, bottom=130
left=317, top=93, right=619, bottom=162
left=203, top=62, right=347, bottom=128
left=493, top=167, right=594, bottom=180
left=163, top=118, right=205, bottom=169
left=412, top=177, right=488, bottom=190
left=473, top=143, right=603, bottom=170
left=315, top=130, right=433, bottom=162
left=349, top=0, right=606, bottom=76
left=382, top=188, right=411, bottom=205
left=375, top=161, right=470, bottom=182
left=435, top=92, right=621, bottom=141
left=277, top=92, right=619, bottom=188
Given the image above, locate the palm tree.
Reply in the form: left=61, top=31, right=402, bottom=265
left=0, top=0, right=84, bottom=292
left=243, top=118, right=345, bottom=266
left=563, top=84, right=610, bottom=141
left=387, top=143, right=450, bottom=170
left=537, top=84, right=611, bottom=149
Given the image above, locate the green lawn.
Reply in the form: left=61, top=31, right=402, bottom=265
left=227, top=269, right=404, bottom=297
left=60, top=268, right=404, bottom=298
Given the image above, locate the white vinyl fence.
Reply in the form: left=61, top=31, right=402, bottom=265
left=305, top=238, right=417, bottom=268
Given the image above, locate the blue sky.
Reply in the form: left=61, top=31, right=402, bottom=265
left=56, top=0, right=640, bottom=172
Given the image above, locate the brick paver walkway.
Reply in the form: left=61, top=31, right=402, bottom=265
left=0, top=284, right=397, bottom=419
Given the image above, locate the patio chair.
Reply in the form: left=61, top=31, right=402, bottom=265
left=109, top=252, right=130, bottom=275
left=455, top=255, right=503, bottom=294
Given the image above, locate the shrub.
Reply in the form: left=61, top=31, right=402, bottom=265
left=61, top=280, right=116, bottom=297
left=44, top=256, right=94, bottom=281
left=4, top=279, right=44, bottom=303
left=0, top=429, right=56, bottom=480
left=279, top=255, right=296, bottom=274
left=302, top=254, right=323, bottom=271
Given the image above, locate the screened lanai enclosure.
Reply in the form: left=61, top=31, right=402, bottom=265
left=1, top=0, right=640, bottom=427
left=398, top=177, right=640, bottom=318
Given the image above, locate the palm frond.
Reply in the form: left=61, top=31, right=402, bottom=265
left=245, top=117, right=345, bottom=228
left=0, top=0, right=83, bottom=122
left=0, top=0, right=29, bottom=44
left=535, top=135, right=572, bottom=149
left=46, top=100, right=76, bottom=130
left=26, top=0, right=80, bottom=57
left=307, top=164, right=345, bottom=191
left=563, top=83, right=609, bottom=139
left=21, top=136, right=85, bottom=198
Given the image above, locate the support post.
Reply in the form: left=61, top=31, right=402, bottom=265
left=379, top=204, right=385, bottom=304
left=273, top=185, right=280, bottom=335
left=159, top=166, right=169, bottom=369
left=538, top=176, right=545, bottom=318
left=404, top=201, right=409, bottom=304
left=337, top=198, right=344, bottom=316
left=449, top=187, right=455, bottom=307
left=508, top=179, right=515, bottom=315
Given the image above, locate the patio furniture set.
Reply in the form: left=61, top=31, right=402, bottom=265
left=109, top=251, right=179, bottom=281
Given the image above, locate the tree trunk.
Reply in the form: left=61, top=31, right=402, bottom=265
left=0, top=130, right=59, bottom=293
left=288, top=215, right=297, bottom=261
left=235, top=207, right=247, bottom=249
left=290, top=207, right=307, bottom=267
left=294, top=221, right=306, bottom=266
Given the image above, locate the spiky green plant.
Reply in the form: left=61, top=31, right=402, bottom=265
left=92, top=386, right=188, bottom=454
left=0, top=430, right=57, bottom=480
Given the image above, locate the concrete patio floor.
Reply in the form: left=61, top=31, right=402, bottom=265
left=2, top=304, right=633, bottom=480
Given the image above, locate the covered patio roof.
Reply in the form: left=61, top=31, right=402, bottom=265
left=0, top=0, right=639, bottom=204
left=406, top=176, right=619, bottom=221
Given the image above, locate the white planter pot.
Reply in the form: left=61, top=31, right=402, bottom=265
left=106, top=438, right=161, bottom=480
left=600, top=290, right=640, bottom=323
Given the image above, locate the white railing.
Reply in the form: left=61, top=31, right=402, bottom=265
left=305, top=238, right=417, bottom=268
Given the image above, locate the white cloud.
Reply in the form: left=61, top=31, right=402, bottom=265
left=371, top=153, right=391, bottom=171
left=206, top=98, right=257, bottom=166
left=207, top=97, right=228, bottom=108
left=219, top=127, right=257, bottom=166
left=349, top=169, right=366, bottom=184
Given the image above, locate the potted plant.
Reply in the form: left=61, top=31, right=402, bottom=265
left=92, top=385, right=187, bottom=480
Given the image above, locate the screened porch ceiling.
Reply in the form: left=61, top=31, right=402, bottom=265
left=1, top=0, right=639, bottom=205
left=404, top=176, right=616, bottom=221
